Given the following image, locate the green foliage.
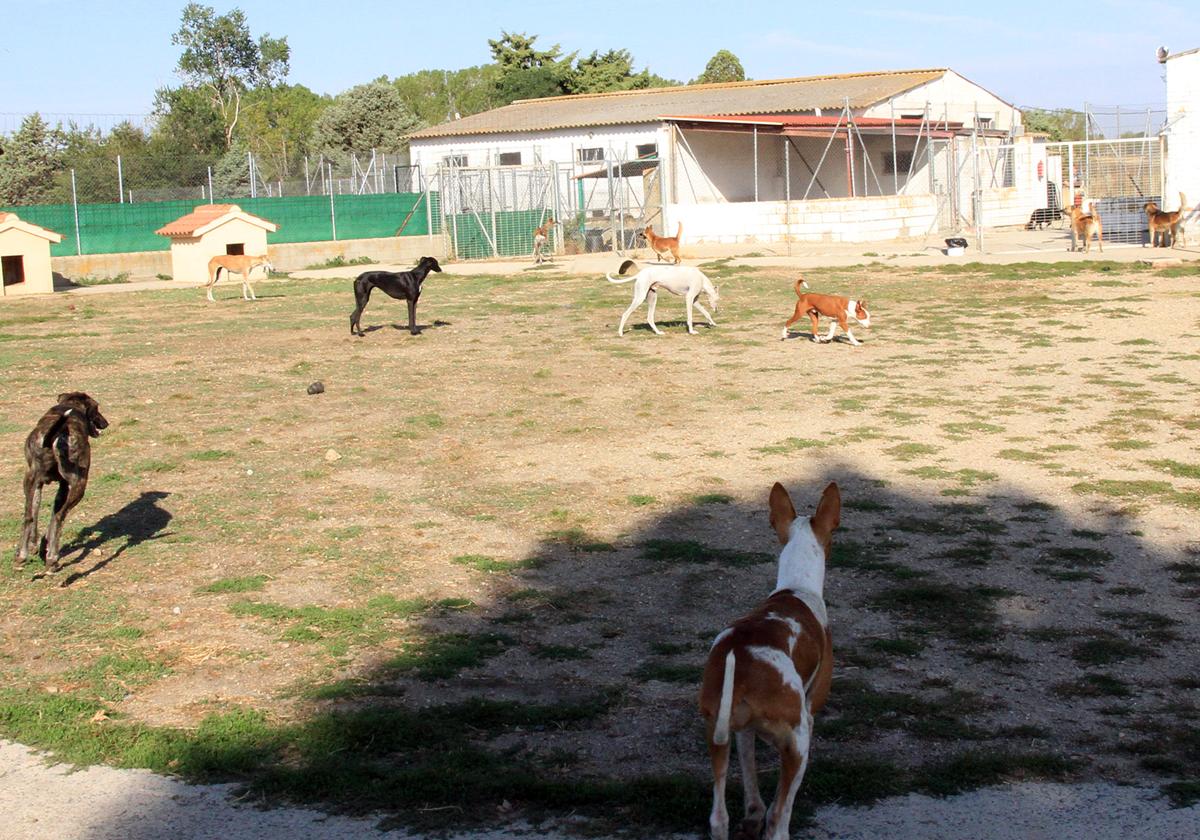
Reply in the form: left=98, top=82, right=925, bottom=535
left=1022, top=108, right=1087, bottom=141
left=0, top=114, right=62, bottom=205
left=693, top=50, right=746, bottom=84
left=171, top=3, right=291, bottom=148
left=310, top=82, right=422, bottom=158
left=391, top=66, right=502, bottom=125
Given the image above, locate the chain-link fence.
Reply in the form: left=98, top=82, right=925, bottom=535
left=1, top=152, right=441, bottom=257
left=1044, top=137, right=1164, bottom=244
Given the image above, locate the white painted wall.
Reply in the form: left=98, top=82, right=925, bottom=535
left=1164, top=49, right=1200, bottom=218
left=409, top=123, right=665, bottom=174
left=868, top=71, right=1022, bottom=133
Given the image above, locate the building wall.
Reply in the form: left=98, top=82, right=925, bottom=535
left=409, top=123, right=666, bottom=173
left=869, top=71, right=1022, bottom=132
left=167, top=218, right=271, bottom=283
left=1164, top=50, right=1200, bottom=215
left=0, top=229, right=55, bottom=296
left=667, top=194, right=939, bottom=244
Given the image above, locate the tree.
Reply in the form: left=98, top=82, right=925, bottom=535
left=171, top=3, right=290, bottom=149
left=488, top=31, right=575, bottom=105
left=391, top=66, right=503, bottom=125
left=237, top=84, right=328, bottom=180
left=310, top=82, right=423, bottom=160
left=569, top=50, right=666, bottom=94
left=693, top=50, right=746, bottom=85
left=1021, top=108, right=1087, bottom=141
left=0, top=114, right=63, bottom=205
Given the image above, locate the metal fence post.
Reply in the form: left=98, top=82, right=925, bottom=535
left=783, top=135, right=791, bottom=255
left=70, top=169, right=82, bottom=256
left=117, top=155, right=124, bottom=204
left=328, top=163, right=338, bottom=241
left=207, top=167, right=214, bottom=203
left=753, top=125, right=759, bottom=203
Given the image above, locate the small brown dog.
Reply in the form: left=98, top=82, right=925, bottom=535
left=781, top=278, right=871, bottom=346
left=1144, top=193, right=1188, bottom=248
left=17, top=392, right=109, bottom=573
left=1064, top=204, right=1103, bottom=253
left=532, top=217, right=555, bottom=264
left=644, top=221, right=682, bottom=264
left=205, top=253, right=273, bottom=302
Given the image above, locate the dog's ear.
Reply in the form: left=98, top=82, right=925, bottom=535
left=618, top=259, right=638, bottom=275
left=769, top=482, right=797, bottom=545
left=58, top=392, right=72, bottom=404
left=811, top=482, right=841, bottom=545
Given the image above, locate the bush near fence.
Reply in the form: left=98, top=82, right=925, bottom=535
left=1, top=192, right=441, bottom=257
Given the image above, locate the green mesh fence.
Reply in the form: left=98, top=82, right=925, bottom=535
left=447, top=209, right=544, bottom=260
left=1, top=192, right=441, bottom=257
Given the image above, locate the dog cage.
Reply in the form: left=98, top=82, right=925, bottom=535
left=569, top=154, right=664, bottom=257
left=436, top=163, right=562, bottom=260
left=1043, top=137, right=1165, bottom=244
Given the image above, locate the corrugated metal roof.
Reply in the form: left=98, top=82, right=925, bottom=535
left=409, top=69, right=947, bottom=140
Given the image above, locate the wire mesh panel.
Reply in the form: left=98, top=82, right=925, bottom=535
left=1045, top=138, right=1164, bottom=244
left=438, top=164, right=559, bottom=260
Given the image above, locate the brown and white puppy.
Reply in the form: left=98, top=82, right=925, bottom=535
left=700, top=481, right=839, bottom=840
left=1063, top=204, right=1103, bottom=253
left=16, top=392, right=109, bottom=573
left=644, top=221, right=682, bottom=264
left=532, top=216, right=556, bottom=264
left=781, top=278, right=871, bottom=346
left=205, top=253, right=273, bottom=302
left=1144, top=193, right=1188, bottom=248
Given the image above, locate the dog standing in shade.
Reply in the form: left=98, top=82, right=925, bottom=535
left=349, top=256, right=442, bottom=336
left=17, top=392, right=109, bottom=573
left=1144, top=193, right=1189, bottom=248
left=700, top=481, right=840, bottom=840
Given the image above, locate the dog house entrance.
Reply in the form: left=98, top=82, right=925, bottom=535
left=2, top=255, right=24, bottom=286
left=225, top=243, right=245, bottom=256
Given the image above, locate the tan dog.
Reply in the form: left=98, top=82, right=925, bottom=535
left=1063, top=204, right=1103, bottom=253
left=700, top=481, right=840, bottom=840
left=644, top=221, right=682, bottom=264
left=532, top=217, right=555, bottom=264
left=1144, top=193, right=1188, bottom=248
left=205, top=254, right=273, bottom=302
left=781, top=278, right=871, bottom=346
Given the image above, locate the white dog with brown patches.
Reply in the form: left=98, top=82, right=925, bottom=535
left=605, top=259, right=719, bottom=336
left=205, top=253, right=273, bottom=302
left=699, top=481, right=839, bottom=840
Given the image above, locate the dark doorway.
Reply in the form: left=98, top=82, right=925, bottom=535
left=2, top=254, right=25, bottom=286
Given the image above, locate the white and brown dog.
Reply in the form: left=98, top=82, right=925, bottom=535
left=700, top=481, right=839, bottom=840
left=532, top=216, right=555, bottom=264
left=205, top=254, right=273, bottom=302
left=781, top=278, right=871, bottom=346
left=606, top=259, right=719, bottom=336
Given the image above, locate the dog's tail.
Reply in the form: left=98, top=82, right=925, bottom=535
left=675, top=221, right=683, bottom=241
left=1181, top=193, right=1189, bottom=214
left=712, top=651, right=736, bottom=746
left=606, top=273, right=635, bottom=284
left=40, top=409, right=72, bottom=450
left=793, top=276, right=810, bottom=297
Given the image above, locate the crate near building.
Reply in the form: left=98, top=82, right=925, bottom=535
left=1, top=212, right=64, bottom=297
left=155, top=204, right=278, bottom=283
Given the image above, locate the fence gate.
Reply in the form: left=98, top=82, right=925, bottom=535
left=438, top=164, right=560, bottom=260
left=1044, top=137, right=1164, bottom=244
left=929, top=139, right=958, bottom=233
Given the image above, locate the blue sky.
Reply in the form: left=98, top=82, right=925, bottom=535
left=2, top=0, right=1196, bottom=123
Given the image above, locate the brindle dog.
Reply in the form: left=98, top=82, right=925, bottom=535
left=16, top=392, right=108, bottom=573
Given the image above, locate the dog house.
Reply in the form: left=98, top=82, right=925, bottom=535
left=0, top=212, right=63, bottom=297
left=155, top=204, right=278, bottom=283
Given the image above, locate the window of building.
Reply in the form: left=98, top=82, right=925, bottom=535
left=225, top=243, right=244, bottom=256
left=442, top=154, right=468, bottom=167
left=882, top=151, right=915, bottom=175
left=577, top=147, right=605, bottom=162
left=635, top=143, right=658, bottom=159
left=497, top=151, right=522, bottom=166
left=899, top=114, right=924, bottom=121
left=974, top=116, right=994, bottom=130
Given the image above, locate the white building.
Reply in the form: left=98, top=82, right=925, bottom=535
left=408, top=69, right=1030, bottom=248
left=1160, top=46, right=1200, bottom=209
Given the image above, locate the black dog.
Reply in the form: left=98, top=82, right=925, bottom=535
left=1025, top=208, right=1060, bottom=230
left=17, top=392, right=109, bottom=573
left=349, top=256, right=443, bottom=336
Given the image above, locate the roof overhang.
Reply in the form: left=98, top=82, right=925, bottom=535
left=0, top=215, right=63, bottom=243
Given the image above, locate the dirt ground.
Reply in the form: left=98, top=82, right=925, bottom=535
left=1, top=256, right=1199, bottom=833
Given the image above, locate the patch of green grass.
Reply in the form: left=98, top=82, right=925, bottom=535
left=386, top=632, right=512, bottom=680
left=1105, top=439, right=1153, bottom=451
left=188, top=449, right=233, bottom=461
left=997, top=449, right=1045, bottom=462
left=904, top=466, right=998, bottom=487
left=197, top=575, right=268, bottom=594
left=632, top=661, right=701, bottom=684
left=134, top=459, right=178, bottom=473
left=868, top=637, right=927, bottom=656
left=75, top=272, right=131, bottom=286
left=869, top=581, right=1009, bottom=643
left=68, top=652, right=169, bottom=700
left=546, top=527, right=615, bottom=552
left=639, top=539, right=771, bottom=568
left=824, top=679, right=990, bottom=741
left=692, top=492, right=734, bottom=505
left=1071, top=634, right=1154, bottom=666
left=1053, top=673, right=1131, bottom=698
left=1162, top=780, right=1200, bottom=808
left=531, top=644, right=592, bottom=661
left=627, top=494, right=657, bottom=506
left=754, top=437, right=827, bottom=455
left=1146, top=459, right=1200, bottom=480
left=230, top=595, right=433, bottom=652
left=885, top=443, right=941, bottom=461
left=941, top=421, right=1005, bottom=438
left=303, top=255, right=373, bottom=270
left=452, top=554, right=539, bottom=573
left=1165, top=562, right=1200, bottom=585
left=834, top=540, right=926, bottom=580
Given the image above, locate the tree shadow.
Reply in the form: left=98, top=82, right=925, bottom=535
left=95, top=468, right=1200, bottom=836
left=52, top=490, right=173, bottom=586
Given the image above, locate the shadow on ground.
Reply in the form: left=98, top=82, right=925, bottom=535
left=87, top=468, right=1200, bottom=835
left=55, top=490, right=172, bottom=586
